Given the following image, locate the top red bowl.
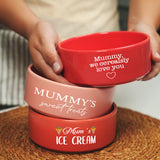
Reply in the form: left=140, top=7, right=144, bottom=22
left=58, top=31, right=151, bottom=86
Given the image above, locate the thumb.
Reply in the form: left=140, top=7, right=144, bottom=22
left=48, top=48, right=63, bottom=74
left=53, top=37, right=63, bottom=74
left=41, top=42, right=63, bottom=74
left=40, top=34, right=63, bottom=74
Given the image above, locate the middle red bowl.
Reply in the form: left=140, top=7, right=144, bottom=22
left=25, top=65, right=115, bottom=119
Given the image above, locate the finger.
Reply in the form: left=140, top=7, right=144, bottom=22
left=30, top=48, right=73, bottom=85
left=142, top=62, right=160, bottom=81
left=151, top=50, right=160, bottom=63
left=151, top=44, right=160, bottom=62
left=148, top=32, right=160, bottom=62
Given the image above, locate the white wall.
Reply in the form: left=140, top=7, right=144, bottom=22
left=114, top=74, right=160, bottom=120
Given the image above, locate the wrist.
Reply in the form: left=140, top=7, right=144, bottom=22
left=24, top=17, right=42, bottom=39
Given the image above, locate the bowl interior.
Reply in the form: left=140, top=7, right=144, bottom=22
left=59, top=31, right=148, bottom=51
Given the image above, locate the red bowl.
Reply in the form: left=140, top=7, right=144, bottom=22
left=29, top=103, right=117, bottom=152
left=25, top=65, right=115, bottom=119
left=58, top=31, right=151, bottom=86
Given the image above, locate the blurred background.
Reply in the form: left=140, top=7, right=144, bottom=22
left=118, top=0, right=129, bottom=31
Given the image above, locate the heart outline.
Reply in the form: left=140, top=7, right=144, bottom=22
left=106, top=72, right=116, bottom=79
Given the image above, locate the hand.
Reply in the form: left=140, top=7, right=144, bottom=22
left=128, top=22, right=160, bottom=80
left=28, top=21, right=71, bottom=84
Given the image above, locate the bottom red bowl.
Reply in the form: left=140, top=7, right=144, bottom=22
left=29, top=103, right=117, bottom=152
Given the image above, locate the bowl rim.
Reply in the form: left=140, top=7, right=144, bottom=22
left=29, top=103, right=117, bottom=122
left=58, top=31, right=150, bottom=53
left=28, top=64, right=114, bottom=90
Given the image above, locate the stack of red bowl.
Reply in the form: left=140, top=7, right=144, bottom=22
left=25, top=31, right=151, bottom=152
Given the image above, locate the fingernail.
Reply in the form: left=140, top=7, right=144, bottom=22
left=155, top=52, right=160, bottom=58
left=53, top=62, right=60, bottom=73
left=137, top=75, right=144, bottom=81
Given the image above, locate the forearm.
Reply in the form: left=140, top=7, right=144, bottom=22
left=0, top=0, right=41, bottom=38
left=128, top=0, right=160, bottom=30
